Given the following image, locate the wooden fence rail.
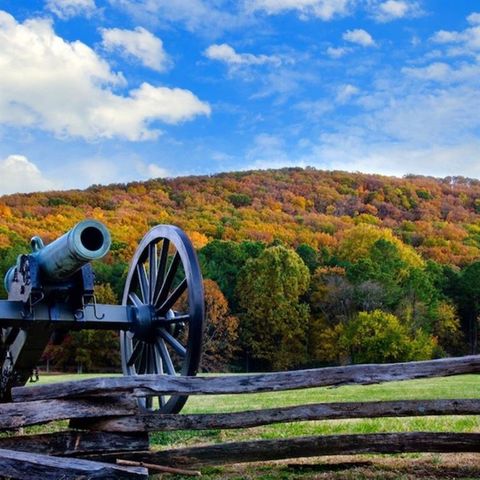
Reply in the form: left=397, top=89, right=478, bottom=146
left=0, top=354, right=479, bottom=479
left=0, top=448, right=148, bottom=479
left=75, top=398, right=480, bottom=432
left=12, top=355, right=480, bottom=401
left=106, top=432, right=480, bottom=468
left=0, top=431, right=149, bottom=457
left=0, top=395, right=137, bottom=429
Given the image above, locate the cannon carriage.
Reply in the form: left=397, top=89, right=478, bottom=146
left=0, top=220, right=205, bottom=413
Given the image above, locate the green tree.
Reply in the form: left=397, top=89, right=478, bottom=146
left=456, top=262, right=480, bottom=353
left=295, top=243, right=320, bottom=273
left=236, top=246, right=310, bottom=370
left=347, top=239, right=407, bottom=309
left=92, top=260, right=128, bottom=301
left=339, top=310, right=436, bottom=364
left=199, top=240, right=264, bottom=310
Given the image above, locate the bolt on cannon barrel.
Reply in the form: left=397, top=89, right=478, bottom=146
left=4, top=220, right=111, bottom=292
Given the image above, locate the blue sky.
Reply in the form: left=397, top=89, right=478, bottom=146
left=0, top=0, right=479, bottom=193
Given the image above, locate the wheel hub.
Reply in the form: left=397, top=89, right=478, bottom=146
left=131, top=304, right=157, bottom=342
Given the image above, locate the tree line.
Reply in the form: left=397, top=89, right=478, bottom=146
left=36, top=223, right=480, bottom=373
left=1, top=167, right=480, bottom=371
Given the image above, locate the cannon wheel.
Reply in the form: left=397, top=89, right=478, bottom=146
left=120, top=225, right=205, bottom=413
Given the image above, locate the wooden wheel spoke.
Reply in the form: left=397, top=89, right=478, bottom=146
left=139, top=343, right=150, bottom=374
left=152, top=239, right=170, bottom=305
left=156, top=339, right=176, bottom=375
left=156, top=348, right=167, bottom=407
left=158, top=328, right=187, bottom=358
left=157, top=279, right=187, bottom=314
left=127, top=341, right=144, bottom=367
left=128, top=292, right=143, bottom=308
left=136, top=264, right=149, bottom=304
left=151, top=343, right=161, bottom=374
left=155, top=313, right=190, bottom=325
left=155, top=252, right=181, bottom=308
left=148, top=243, right=157, bottom=304
left=147, top=344, right=156, bottom=374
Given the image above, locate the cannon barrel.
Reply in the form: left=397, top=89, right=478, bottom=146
left=4, top=220, right=111, bottom=292
left=35, top=219, right=111, bottom=282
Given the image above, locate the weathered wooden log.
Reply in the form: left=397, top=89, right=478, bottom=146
left=0, top=431, right=149, bottom=457
left=12, top=355, right=480, bottom=402
left=107, top=432, right=480, bottom=467
left=0, top=448, right=147, bottom=479
left=72, top=398, right=480, bottom=432
left=0, top=395, right=137, bottom=430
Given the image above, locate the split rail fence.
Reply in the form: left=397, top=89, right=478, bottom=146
left=0, top=355, right=479, bottom=478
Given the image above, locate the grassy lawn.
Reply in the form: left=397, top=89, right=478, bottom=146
left=33, top=372, right=480, bottom=479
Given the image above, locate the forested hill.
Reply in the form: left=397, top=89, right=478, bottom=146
left=2, top=167, right=480, bottom=266
left=1, top=167, right=480, bottom=372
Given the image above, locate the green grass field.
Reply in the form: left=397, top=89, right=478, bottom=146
left=33, top=372, right=480, bottom=479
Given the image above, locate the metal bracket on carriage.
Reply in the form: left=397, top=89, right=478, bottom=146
left=74, top=294, right=105, bottom=321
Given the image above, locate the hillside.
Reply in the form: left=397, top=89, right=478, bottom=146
left=1, top=167, right=480, bottom=371
left=1, top=167, right=480, bottom=266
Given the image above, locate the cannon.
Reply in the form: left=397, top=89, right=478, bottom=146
left=0, top=220, right=204, bottom=413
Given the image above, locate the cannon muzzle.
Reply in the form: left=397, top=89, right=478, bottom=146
left=36, top=220, right=111, bottom=281
left=4, top=220, right=111, bottom=292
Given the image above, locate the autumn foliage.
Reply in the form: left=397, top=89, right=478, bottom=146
left=1, top=167, right=480, bottom=371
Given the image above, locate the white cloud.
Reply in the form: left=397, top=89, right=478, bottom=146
left=431, top=30, right=460, bottom=44
left=45, top=0, right=96, bottom=19
left=431, top=19, right=480, bottom=55
left=403, top=62, right=480, bottom=84
left=139, top=162, right=169, bottom=178
left=326, top=46, right=350, bottom=58
left=0, top=155, right=57, bottom=194
left=309, top=136, right=480, bottom=179
left=467, top=12, right=480, bottom=26
left=336, top=84, right=360, bottom=103
left=402, top=62, right=450, bottom=82
left=57, top=157, right=170, bottom=189
left=108, top=0, right=243, bottom=35
left=204, top=43, right=282, bottom=66
left=365, top=86, right=480, bottom=145
left=101, top=27, right=170, bottom=72
left=0, top=11, right=210, bottom=141
left=377, top=0, right=408, bottom=19
left=246, top=0, right=355, bottom=20
left=90, top=83, right=211, bottom=140
left=108, top=0, right=419, bottom=31
left=372, top=0, right=421, bottom=22
left=343, top=29, right=376, bottom=47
